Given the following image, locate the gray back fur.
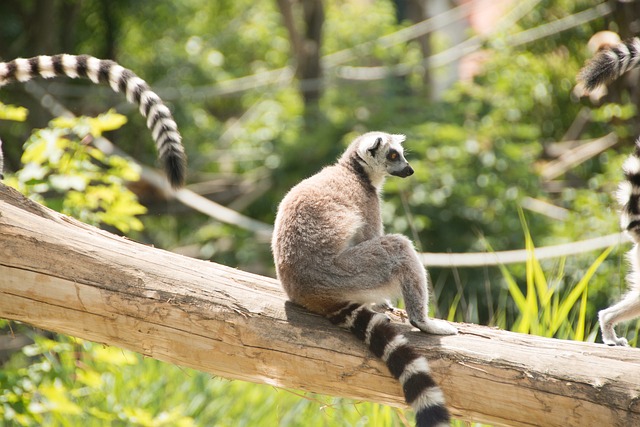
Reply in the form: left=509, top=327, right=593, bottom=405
left=273, top=131, right=412, bottom=308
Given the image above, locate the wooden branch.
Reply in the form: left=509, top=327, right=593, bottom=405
left=540, top=132, right=618, bottom=181
left=0, top=183, right=639, bottom=426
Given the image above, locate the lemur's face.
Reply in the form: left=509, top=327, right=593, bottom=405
left=357, top=132, right=414, bottom=178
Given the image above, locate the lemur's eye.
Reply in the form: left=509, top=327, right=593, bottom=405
left=387, top=150, right=399, bottom=161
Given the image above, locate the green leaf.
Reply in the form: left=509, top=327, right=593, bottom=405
left=550, top=245, right=615, bottom=336
left=447, top=292, right=461, bottom=322
left=37, top=382, right=82, bottom=416
left=88, top=110, right=128, bottom=135
left=0, top=102, right=28, bottom=121
left=49, top=116, right=78, bottom=130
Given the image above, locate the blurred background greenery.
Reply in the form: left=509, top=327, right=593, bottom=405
left=1, top=0, right=639, bottom=425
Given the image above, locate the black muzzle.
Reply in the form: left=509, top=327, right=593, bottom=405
left=392, top=165, right=414, bottom=178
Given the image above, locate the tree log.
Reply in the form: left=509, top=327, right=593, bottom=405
left=0, top=183, right=639, bottom=426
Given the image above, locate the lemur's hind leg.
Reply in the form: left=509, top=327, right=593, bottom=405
left=599, top=290, right=640, bottom=346
left=332, top=234, right=457, bottom=335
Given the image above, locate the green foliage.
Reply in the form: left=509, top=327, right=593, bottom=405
left=0, top=102, right=28, bottom=122
left=0, top=334, right=410, bottom=427
left=5, top=111, right=147, bottom=233
left=0, top=335, right=194, bottom=426
left=494, top=211, right=613, bottom=341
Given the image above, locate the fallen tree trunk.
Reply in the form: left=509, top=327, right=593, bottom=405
left=0, top=183, right=638, bottom=426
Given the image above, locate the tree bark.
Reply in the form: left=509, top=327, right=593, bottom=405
left=0, top=183, right=639, bottom=426
left=275, top=0, right=324, bottom=109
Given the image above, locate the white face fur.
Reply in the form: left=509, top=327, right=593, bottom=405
left=355, top=132, right=414, bottom=178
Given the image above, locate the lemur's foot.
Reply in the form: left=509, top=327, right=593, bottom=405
left=602, top=331, right=629, bottom=346
left=373, top=303, right=409, bottom=322
left=411, top=318, right=458, bottom=335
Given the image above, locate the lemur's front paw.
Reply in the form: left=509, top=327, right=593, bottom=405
left=411, top=318, right=458, bottom=335
left=601, top=325, right=629, bottom=346
left=603, top=334, right=629, bottom=346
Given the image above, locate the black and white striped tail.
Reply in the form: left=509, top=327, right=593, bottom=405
left=0, top=54, right=186, bottom=187
left=328, top=303, right=450, bottom=427
left=618, top=138, right=640, bottom=244
left=578, top=37, right=640, bottom=92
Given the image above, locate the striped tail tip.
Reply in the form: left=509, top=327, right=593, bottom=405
left=328, top=303, right=451, bottom=427
left=578, top=37, right=640, bottom=92
left=412, top=389, right=450, bottom=427
left=578, top=49, right=622, bottom=91
left=160, top=146, right=187, bottom=188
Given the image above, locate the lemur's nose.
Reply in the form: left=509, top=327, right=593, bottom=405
left=398, top=165, right=414, bottom=177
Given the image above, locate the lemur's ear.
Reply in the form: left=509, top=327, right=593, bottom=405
left=391, top=134, right=406, bottom=144
left=368, top=137, right=383, bottom=156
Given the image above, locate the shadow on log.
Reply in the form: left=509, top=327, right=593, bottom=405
left=0, top=183, right=638, bottom=426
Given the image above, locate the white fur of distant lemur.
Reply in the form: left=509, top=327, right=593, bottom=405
left=0, top=54, right=186, bottom=187
left=599, top=141, right=640, bottom=346
left=579, top=37, right=640, bottom=346
left=272, top=132, right=457, bottom=427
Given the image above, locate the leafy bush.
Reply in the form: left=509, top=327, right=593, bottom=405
left=4, top=111, right=146, bottom=233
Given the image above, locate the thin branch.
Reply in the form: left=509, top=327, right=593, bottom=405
left=420, top=232, right=627, bottom=268
left=322, top=0, right=476, bottom=68
left=26, top=0, right=483, bottom=99
left=541, top=132, right=618, bottom=181
left=508, top=2, right=613, bottom=48
left=520, top=197, right=570, bottom=221
left=335, top=0, right=544, bottom=80
left=22, top=81, right=274, bottom=238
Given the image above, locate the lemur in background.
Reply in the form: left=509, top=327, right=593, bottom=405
left=0, top=54, right=187, bottom=187
left=272, top=132, right=457, bottom=427
left=579, top=36, right=640, bottom=346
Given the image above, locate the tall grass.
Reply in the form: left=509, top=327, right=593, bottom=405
left=490, top=211, right=614, bottom=342
left=0, top=333, right=409, bottom=426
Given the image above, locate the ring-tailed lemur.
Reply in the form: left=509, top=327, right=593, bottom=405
left=579, top=37, right=640, bottom=346
left=0, top=54, right=187, bottom=187
left=598, top=140, right=640, bottom=346
left=272, top=132, right=457, bottom=427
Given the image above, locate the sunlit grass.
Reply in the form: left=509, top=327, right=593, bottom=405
left=489, top=210, right=613, bottom=342
left=0, top=333, right=411, bottom=426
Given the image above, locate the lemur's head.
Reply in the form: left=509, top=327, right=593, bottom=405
left=352, top=132, right=414, bottom=181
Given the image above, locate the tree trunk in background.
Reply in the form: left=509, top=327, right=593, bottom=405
left=610, top=0, right=640, bottom=117
left=276, top=0, right=324, bottom=123
left=394, top=0, right=433, bottom=99
left=29, top=0, right=59, bottom=55
left=0, top=0, right=87, bottom=173
left=612, top=0, right=640, bottom=40
left=99, top=0, right=119, bottom=60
